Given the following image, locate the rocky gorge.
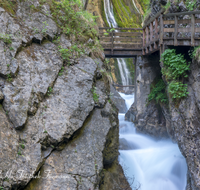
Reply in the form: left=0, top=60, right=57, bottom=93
left=125, top=1, right=200, bottom=190
left=0, top=0, right=131, bottom=189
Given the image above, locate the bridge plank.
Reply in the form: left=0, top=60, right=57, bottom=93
left=100, top=37, right=142, bottom=42
left=163, top=28, right=174, bottom=32
left=191, top=14, right=195, bottom=46
left=174, top=16, right=178, bottom=46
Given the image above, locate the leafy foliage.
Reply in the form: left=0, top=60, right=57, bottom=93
left=43, top=0, right=98, bottom=39
left=59, top=44, right=85, bottom=62
left=161, top=49, right=190, bottom=101
left=0, top=33, right=12, bottom=44
left=148, top=79, right=168, bottom=104
left=185, top=0, right=197, bottom=11
left=91, top=87, right=99, bottom=102
left=168, top=81, right=189, bottom=99
left=188, top=45, right=200, bottom=60
left=161, top=49, right=190, bottom=80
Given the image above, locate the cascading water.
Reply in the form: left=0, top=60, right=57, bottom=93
left=118, top=93, right=187, bottom=190
left=103, top=0, right=188, bottom=189
left=104, top=0, right=131, bottom=92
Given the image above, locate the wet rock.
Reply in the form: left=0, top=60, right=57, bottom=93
left=119, top=138, right=139, bottom=150
left=110, top=85, right=127, bottom=113
left=24, top=103, right=118, bottom=190
left=0, top=89, right=3, bottom=102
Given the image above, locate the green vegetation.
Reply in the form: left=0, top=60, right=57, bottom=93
left=148, top=79, right=168, bottom=104
left=47, top=87, right=53, bottom=96
left=161, top=49, right=190, bottom=101
left=101, top=0, right=142, bottom=28
left=20, top=143, right=25, bottom=149
left=58, top=66, right=65, bottom=76
left=59, top=44, right=85, bottom=62
left=7, top=74, right=12, bottom=82
left=91, top=87, right=99, bottom=102
left=168, top=81, right=188, bottom=99
left=189, top=45, right=200, bottom=59
left=0, top=0, right=17, bottom=15
left=185, top=0, right=197, bottom=11
left=0, top=33, right=12, bottom=44
left=161, top=49, right=189, bottom=80
left=38, top=0, right=98, bottom=40
left=163, top=1, right=171, bottom=11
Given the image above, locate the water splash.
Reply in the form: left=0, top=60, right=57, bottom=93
left=118, top=94, right=187, bottom=190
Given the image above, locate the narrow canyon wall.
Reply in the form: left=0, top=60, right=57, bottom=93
left=126, top=40, right=200, bottom=190
left=0, top=1, right=129, bottom=189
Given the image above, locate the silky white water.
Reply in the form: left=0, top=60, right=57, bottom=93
left=104, top=0, right=131, bottom=92
left=103, top=1, right=188, bottom=189
left=118, top=93, right=187, bottom=190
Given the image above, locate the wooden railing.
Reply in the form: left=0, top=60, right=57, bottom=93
left=99, top=27, right=143, bottom=56
left=143, top=9, right=200, bottom=55
left=99, top=10, right=200, bottom=57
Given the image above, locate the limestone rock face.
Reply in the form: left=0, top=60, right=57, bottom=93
left=126, top=54, right=169, bottom=138
left=110, top=85, right=127, bottom=113
left=3, top=42, right=63, bottom=129
left=0, top=2, right=129, bottom=189
left=24, top=103, right=118, bottom=190
left=126, top=54, right=200, bottom=189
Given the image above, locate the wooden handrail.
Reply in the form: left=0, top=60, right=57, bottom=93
left=164, top=10, right=200, bottom=17
left=99, top=27, right=143, bottom=30
left=142, top=8, right=165, bottom=29
left=99, top=10, right=200, bottom=57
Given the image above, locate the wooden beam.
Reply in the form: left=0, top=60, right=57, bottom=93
left=143, top=29, right=145, bottom=49
left=150, top=22, right=153, bottom=51
left=164, top=10, right=200, bottom=17
left=99, top=27, right=142, bottom=30
left=146, top=26, right=149, bottom=46
left=160, top=14, right=164, bottom=44
left=155, top=18, right=158, bottom=40
left=143, top=8, right=165, bottom=29
left=163, top=28, right=174, bottom=32
left=164, top=20, right=175, bottom=24
left=191, top=14, right=195, bottom=46
left=174, top=15, right=178, bottom=46
left=111, top=30, right=114, bottom=55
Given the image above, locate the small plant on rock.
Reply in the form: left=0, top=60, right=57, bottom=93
left=91, top=87, right=99, bottom=102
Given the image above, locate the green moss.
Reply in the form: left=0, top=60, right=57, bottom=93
left=111, top=0, right=142, bottom=28
left=138, top=0, right=150, bottom=13
left=0, top=0, right=18, bottom=15
left=101, top=0, right=110, bottom=27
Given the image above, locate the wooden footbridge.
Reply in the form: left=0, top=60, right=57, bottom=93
left=99, top=9, right=200, bottom=57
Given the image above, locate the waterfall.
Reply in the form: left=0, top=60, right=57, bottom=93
left=103, top=0, right=187, bottom=189
left=104, top=0, right=131, bottom=92
left=117, top=58, right=132, bottom=91
left=118, top=94, right=187, bottom=190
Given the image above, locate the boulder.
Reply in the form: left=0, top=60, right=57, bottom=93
left=110, top=85, right=127, bottom=113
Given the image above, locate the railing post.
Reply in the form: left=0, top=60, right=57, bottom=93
left=150, top=22, right=153, bottom=51
left=146, top=26, right=149, bottom=54
left=154, top=18, right=158, bottom=49
left=111, top=30, right=114, bottom=55
left=174, top=15, right=178, bottom=46
left=191, top=14, right=195, bottom=46
left=143, top=29, right=145, bottom=55
left=160, top=14, right=164, bottom=45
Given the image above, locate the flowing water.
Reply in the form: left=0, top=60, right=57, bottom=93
left=103, top=1, right=188, bottom=189
left=118, top=93, right=187, bottom=190
left=104, top=0, right=131, bottom=92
